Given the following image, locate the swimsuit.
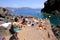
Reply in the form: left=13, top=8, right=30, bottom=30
left=13, top=24, right=20, bottom=32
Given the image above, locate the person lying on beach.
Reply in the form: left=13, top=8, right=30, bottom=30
left=33, top=19, right=39, bottom=24
left=21, top=18, right=26, bottom=25
left=38, top=21, right=46, bottom=30
left=21, top=18, right=31, bottom=25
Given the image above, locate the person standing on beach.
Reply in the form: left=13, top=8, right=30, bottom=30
left=9, top=17, right=22, bottom=40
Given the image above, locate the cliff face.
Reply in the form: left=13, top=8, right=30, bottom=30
left=0, top=7, right=15, bottom=22
left=0, top=7, right=9, bottom=18
left=52, top=24, right=60, bottom=40
left=41, top=0, right=60, bottom=15
left=0, top=7, right=8, bottom=14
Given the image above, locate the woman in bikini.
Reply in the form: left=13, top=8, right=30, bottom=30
left=10, top=17, right=22, bottom=40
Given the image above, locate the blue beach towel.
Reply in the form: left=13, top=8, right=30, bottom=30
left=31, top=24, right=36, bottom=28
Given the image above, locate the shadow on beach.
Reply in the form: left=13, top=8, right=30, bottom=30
left=9, top=35, right=17, bottom=40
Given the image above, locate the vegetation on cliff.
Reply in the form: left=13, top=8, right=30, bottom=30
left=41, top=0, right=60, bottom=15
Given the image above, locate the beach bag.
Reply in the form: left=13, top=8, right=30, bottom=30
left=9, top=25, right=15, bottom=34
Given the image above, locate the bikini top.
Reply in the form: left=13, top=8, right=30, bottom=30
left=13, top=24, right=20, bottom=30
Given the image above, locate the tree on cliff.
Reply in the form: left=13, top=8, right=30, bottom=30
left=41, top=0, right=60, bottom=15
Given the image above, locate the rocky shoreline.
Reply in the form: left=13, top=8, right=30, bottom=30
left=0, top=7, right=24, bottom=22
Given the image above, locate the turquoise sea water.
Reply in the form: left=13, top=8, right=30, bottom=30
left=8, top=9, right=60, bottom=25
left=43, top=13, right=60, bottom=25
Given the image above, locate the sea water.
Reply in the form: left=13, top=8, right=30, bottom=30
left=8, top=9, right=60, bottom=25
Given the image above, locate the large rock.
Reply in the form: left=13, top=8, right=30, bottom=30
left=0, top=7, right=8, bottom=14
left=41, top=0, right=60, bottom=15
left=52, top=24, right=60, bottom=40
left=0, top=7, right=9, bottom=18
left=0, top=7, right=16, bottom=22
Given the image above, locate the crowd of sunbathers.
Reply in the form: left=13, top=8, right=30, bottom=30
left=0, top=16, right=46, bottom=40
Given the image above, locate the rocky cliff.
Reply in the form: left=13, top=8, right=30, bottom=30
left=41, top=0, right=60, bottom=15
left=0, top=7, right=16, bottom=22
left=52, top=24, right=60, bottom=40
left=0, top=7, right=8, bottom=18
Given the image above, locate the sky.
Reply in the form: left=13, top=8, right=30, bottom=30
left=0, top=0, right=47, bottom=8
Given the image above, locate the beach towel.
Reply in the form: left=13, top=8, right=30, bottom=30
left=0, top=22, right=11, bottom=28
left=31, top=24, right=36, bottom=28
left=27, top=24, right=31, bottom=27
left=27, top=24, right=35, bottom=28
